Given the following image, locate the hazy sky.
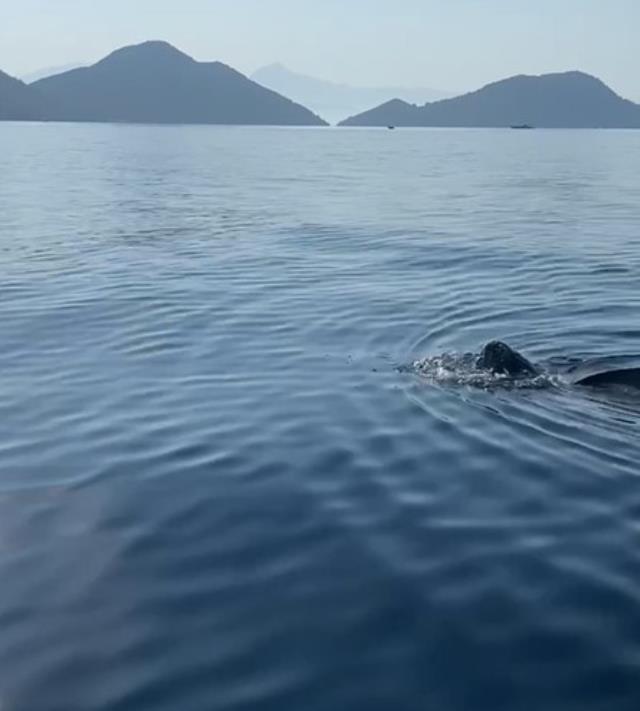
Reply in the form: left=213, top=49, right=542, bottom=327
left=2, top=0, right=638, bottom=99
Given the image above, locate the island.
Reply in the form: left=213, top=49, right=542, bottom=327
left=339, top=71, right=640, bottom=129
left=1, top=41, right=327, bottom=126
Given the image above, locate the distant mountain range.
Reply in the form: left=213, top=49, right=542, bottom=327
left=340, top=71, right=640, bottom=128
left=20, top=63, right=85, bottom=84
left=1, top=41, right=326, bottom=126
left=2, top=45, right=640, bottom=129
left=251, top=63, right=451, bottom=125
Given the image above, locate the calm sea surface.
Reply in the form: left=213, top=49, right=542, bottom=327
left=1, top=124, right=640, bottom=711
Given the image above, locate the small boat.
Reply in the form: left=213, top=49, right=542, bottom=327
left=511, top=124, right=534, bottom=130
left=387, top=125, right=396, bottom=130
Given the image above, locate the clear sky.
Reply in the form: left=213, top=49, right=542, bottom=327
left=2, top=0, right=638, bottom=99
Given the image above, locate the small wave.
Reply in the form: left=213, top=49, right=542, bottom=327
left=410, top=352, right=559, bottom=391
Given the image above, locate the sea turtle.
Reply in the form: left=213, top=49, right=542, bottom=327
left=478, top=341, right=640, bottom=388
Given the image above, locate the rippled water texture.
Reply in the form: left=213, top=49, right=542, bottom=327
left=1, top=124, right=640, bottom=711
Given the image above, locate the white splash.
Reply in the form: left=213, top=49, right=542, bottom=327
left=411, top=352, right=558, bottom=390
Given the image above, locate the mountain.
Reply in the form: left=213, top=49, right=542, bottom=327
left=251, top=63, right=451, bottom=125
left=30, top=41, right=327, bottom=125
left=0, top=70, right=43, bottom=120
left=339, top=71, right=640, bottom=128
left=21, top=63, right=85, bottom=83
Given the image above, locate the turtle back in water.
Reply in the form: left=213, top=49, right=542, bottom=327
left=567, top=355, right=640, bottom=389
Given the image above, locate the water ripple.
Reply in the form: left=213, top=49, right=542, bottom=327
left=1, top=124, right=640, bottom=711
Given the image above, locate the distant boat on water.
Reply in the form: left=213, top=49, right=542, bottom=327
left=510, top=124, right=534, bottom=129
left=387, top=125, right=396, bottom=130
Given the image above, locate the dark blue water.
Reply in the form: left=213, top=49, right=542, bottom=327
left=1, top=124, right=640, bottom=711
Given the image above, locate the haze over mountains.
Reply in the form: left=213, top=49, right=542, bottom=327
left=251, top=63, right=451, bottom=125
left=21, top=63, right=85, bottom=84
left=2, top=41, right=640, bottom=129
left=34, top=41, right=327, bottom=125
left=2, top=41, right=326, bottom=126
left=340, top=71, right=640, bottom=128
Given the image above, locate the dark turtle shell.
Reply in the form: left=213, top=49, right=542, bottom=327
left=477, top=341, right=539, bottom=378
